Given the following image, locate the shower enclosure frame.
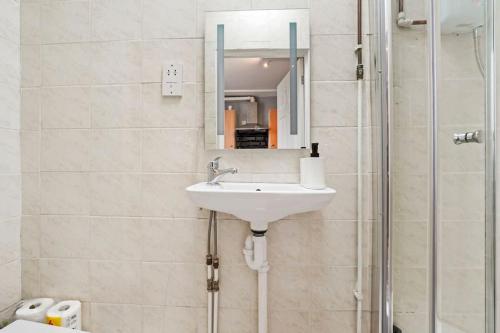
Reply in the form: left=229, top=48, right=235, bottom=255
left=373, top=0, right=498, bottom=332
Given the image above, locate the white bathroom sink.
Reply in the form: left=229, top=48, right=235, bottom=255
left=186, top=182, right=336, bottom=230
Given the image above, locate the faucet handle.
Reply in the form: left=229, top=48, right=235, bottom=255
left=208, top=156, right=222, bottom=169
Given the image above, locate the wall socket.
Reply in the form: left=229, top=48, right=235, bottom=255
left=162, top=63, right=183, bottom=96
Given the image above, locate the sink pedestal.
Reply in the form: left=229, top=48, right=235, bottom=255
left=243, top=230, right=269, bottom=333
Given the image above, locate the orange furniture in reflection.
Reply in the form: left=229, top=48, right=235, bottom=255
left=224, top=109, right=236, bottom=149
left=268, top=108, right=277, bottom=149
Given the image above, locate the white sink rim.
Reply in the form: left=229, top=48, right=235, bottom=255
left=186, top=182, right=336, bottom=230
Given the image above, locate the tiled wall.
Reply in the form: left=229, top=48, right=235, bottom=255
left=19, top=0, right=374, bottom=332
left=391, top=2, right=487, bottom=332
left=0, top=0, right=21, bottom=322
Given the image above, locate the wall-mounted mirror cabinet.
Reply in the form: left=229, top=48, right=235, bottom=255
left=205, top=10, right=310, bottom=150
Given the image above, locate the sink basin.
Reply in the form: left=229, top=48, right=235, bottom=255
left=186, top=182, right=336, bottom=230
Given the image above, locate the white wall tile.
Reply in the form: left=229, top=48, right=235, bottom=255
left=90, top=260, right=142, bottom=304
left=393, top=221, right=428, bottom=268
left=269, top=310, right=309, bottom=333
left=41, top=44, right=92, bottom=86
left=267, top=219, right=310, bottom=265
left=90, top=85, right=141, bottom=128
left=39, top=258, right=90, bottom=301
left=89, top=173, right=141, bottom=216
left=21, top=45, right=41, bottom=87
left=166, top=264, right=205, bottom=307
left=218, top=308, right=254, bottom=333
left=41, top=87, right=90, bottom=129
left=89, top=129, right=141, bottom=172
left=311, top=81, right=357, bottom=127
left=393, top=267, right=428, bottom=313
left=40, top=216, right=90, bottom=258
left=142, top=83, right=203, bottom=128
left=21, top=216, right=39, bottom=260
left=218, top=264, right=257, bottom=309
left=0, top=175, right=22, bottom=218
left=90, top=303, right=142, bottom=333
left=0, top=260, right=21, bottom=310
left=0, top=219, right=20, bottom=265
left=0, top=39, right=21, bottom=85
left=21, top=259, right=40, bottom=299
left=142, top=218, right=205, bottom=262
left=0, top=83, right=21, bottom=130
left=441, top=268, right=484, bottom=313
left=21, top=172, right=39, bottom=215
left=0, top=0, right=20, bottom=43
left=142, top=0, right=197, bottom=39
left=0, top=130, right=21, bottom=173
left=89, top=217, right=142, bottom=260
left=91, top=41, right=142, bottom=84
left=91, top=0, right=141, bottom=41
left=41, top=129, right=90, bottom=171
left=40, top=172, right=90, bottom=215
left=142, top=129, right=199, bottom=173
left=310, top=220, right=357, bottom=267
left=251, top=0, right=309, bottom=9
left=310, top=0, right=355, bottom=35
left=311, top=35, right=357, bottom=81
left=164, top=306, right=206, bottom=333
left=1, top=0, right=21, bottom=313
left=141, top=174, right=199, bottom=218
left=269, top=265, right=310, bottom=310
left=21, top=2, right=40, bottom=44
left=40, top=1, right=90, bottom=43
left=141, top=262, right=169, bottom=306
left=310, top=267, right=358, bottom=311
left=21, top=130, right=40, bottom=172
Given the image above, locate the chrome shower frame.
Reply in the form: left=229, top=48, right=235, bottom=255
left=373, top=0, right=497, bottom=332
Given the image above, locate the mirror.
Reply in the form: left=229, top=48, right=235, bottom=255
left=205, top=10, right=310, bottom=150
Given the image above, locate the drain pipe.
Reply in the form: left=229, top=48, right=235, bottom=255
left=397, top=0, right=427, bottom=27
left=354, top=0, right=364, bottom=331
left=243, top=231, right=269, bottom=333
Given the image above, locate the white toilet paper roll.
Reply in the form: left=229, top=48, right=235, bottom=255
left=15, top=298, right=55, bottom=323
left=46, top=301, right=82, bottom=330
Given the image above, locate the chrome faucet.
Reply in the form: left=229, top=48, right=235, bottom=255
left=207, top=157, right=238, bottom=184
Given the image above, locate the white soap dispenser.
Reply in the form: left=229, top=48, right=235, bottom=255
left=300, top=143, right=326, bottom=190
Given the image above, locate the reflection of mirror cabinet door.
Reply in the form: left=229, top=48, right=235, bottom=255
left=268, top=108, right=277, bottom=149
left=224, top=109, right=236, bottom=149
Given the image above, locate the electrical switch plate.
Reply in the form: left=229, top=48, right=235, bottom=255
left=162, top=63, right=183, bottom=96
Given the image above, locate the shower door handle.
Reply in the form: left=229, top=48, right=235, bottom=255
left=453, top=130, right=482, bottom=145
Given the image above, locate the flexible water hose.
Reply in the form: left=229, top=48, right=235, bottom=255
left=473, top=26, right=485, bottom=78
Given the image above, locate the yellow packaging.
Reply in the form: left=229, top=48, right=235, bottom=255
left=46, top=316, right=62, bottom=326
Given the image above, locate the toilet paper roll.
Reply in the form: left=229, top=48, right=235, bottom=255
left=15, top=298, right=55, bottom=323
left=46, top=300, right=82, bottom=330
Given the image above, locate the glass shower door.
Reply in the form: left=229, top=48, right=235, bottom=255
left=385, top=0, right=496, bottom=333
left=436, top=1, right=488, bottom=332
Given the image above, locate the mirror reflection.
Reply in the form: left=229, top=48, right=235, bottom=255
left=204, top=9, right=310, bottom=150
left=224, top=57, right=305, bottom=149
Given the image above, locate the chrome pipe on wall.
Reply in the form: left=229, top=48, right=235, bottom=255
left=485, top=0, right=497, bottom=331
left=375, top=0, right=393, bottom=331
